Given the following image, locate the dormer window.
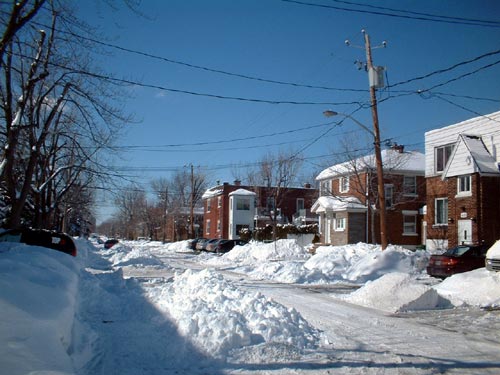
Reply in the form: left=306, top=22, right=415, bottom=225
left=435, top=144, right=454, bottom=173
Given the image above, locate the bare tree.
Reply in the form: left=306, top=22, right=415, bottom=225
left=0, top=1, right=131, bottom=229
left=247, top=150, right=303, bottom=240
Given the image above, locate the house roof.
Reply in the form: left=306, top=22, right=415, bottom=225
left=311, top=196, right=366, bottom=213
left=229, top=188, right=256, bottom=197
left=201, top=188, right=223, bottom=199
left=316, top=148, right=425, bottom=181
left=443, top=134, right=500, bottom=178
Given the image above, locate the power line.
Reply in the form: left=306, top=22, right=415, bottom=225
left=34, top=19, right=373, bottom=94
left=280, top=0, right=500, bottom=28
left=328, top=0, right=500, bottom=26
left=391, top=48, right=500, bottom=88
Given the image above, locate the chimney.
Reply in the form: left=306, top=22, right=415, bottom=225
left=234, top=179, right=241, bottom=186
left=391, top=143, right=404, bottom=153
left=304, top=183, right=311, bottom=188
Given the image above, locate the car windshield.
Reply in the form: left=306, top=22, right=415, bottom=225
left=445, top=246, right=471, bottom=257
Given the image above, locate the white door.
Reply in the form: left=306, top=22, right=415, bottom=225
left=325, top=213, right=333, bottom=244
left=458, top=220, right=472, bottom=245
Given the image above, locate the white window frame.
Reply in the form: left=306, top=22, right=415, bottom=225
left=334, top=217, right=346, bottom=231
left=205, top=219, right=211, bottom=235
left=296, top=198, right=305, bottom=212
left=339, top=176, right=349, bottom=193
left=206, top=198, right=212, bottom=213
left=435, top=198, right=448, bottom=226
left=403, top=176, right=417, bottom=196
left=385, top=184, right=394, bottom=208
left=457, top=175, right=472, bottom=197
left=236, top=198, right=250, bottom=211
left=217, top=196, right=222, bottom=208
left=217, top=219, right=221, bottom=233
left=435, top=144, right=454, bottom=173
left=320, top=180, right=330, bottom=196
left=402, top=211, right=418, bottom=236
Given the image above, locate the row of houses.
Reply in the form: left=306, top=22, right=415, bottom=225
left=200, top=111, right=500, bottom=250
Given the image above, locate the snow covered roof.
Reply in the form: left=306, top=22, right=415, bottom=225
left=443, top=134, right=500, bottom=178
left=316, top=149, right=425, bottom=181
left=229, top=188, right=256, bottom=197
left=202, top=188, right=223, bottom=199
left=311, top=195, right=366, bottom=213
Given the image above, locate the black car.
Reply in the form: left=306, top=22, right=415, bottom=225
left=0, top=228, right=77, bottom=257
left=213, top=239, right=248, bottom=254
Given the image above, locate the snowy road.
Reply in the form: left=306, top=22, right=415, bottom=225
left=119, top=247, right=500, bottom=375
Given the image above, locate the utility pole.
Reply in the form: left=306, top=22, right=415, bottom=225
left=190, top=164, right=195, bottom=238
left=363, top=30, right=388, bottom=250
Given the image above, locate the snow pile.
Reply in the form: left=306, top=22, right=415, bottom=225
left=433, top=268, right=500, bottom=308
left=105, top=243, right=163, bottom=267
left=340, top=245, right=430, bottom=283
left=0, top=243, right=80, bottom=374
left=223, top=239, right=310, bottom=264
left=344, top=272, right=441, bottom=313
left=147, top=268, right=320, bottom=358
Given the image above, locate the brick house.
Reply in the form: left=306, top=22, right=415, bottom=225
left=424, top=111, right=500, bottom=251
left=312, top=146, right=426, bottom=248
left=202, top=181, right=318, bottom=239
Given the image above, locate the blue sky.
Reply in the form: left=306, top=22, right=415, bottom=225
left=73, top=0, right=500, bottom=222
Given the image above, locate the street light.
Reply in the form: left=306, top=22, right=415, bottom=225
left=323, top=110, right=388, bottom=250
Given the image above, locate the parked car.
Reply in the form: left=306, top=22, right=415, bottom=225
left=188, top=238, right=207, bottom=250
left=427, top=244, right=488, bottom=278
left=104, top=239, right=119, bottom=249
left=485, top=240, right=500, bottom=272
left=201, top=239, right=220, bottom=252
left=195, top=238, right=212, bottom=251
left=0, top=228, right=77, bottom=257
left=213, top=239, right=248, bottom=254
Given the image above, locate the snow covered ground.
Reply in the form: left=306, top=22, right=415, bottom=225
left=1, top=238, right=500, bottom=374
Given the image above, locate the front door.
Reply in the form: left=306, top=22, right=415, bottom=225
left=325, top=212, right=333, bottom=244
left=458, top=220, right=473, bottom=245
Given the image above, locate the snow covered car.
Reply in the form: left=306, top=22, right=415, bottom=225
left=212, top=239, right=248, bottom=254
left=104, top=239, right=119, bottom=249
left=187, top=238, right=207, bottom=250
left=0, top=228, right=77, bottom=257
left=426, top=244, right=487, bottom=278
left=485, top=240, right=500, bottom=272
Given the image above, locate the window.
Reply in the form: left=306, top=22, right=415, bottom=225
left=435, top=144, right=454, bottom=173
left=403, top=212, right=417, bottom=235
left=236, top=198, right=250, bottom=211
left=206, top=198, right=212, bottom=212
left=320, top=180, right=330, bottom=196
left=457, top=175, right=471, bottom=195
left=403, top=176, right=417, bottom=195
left=266, top=197, right=275, bottom=212
left=339, top=176, right=349, bottom=193
left=334, top=217, right=346, bottom=231
left=385, top=184, right=394, bottom=208
left=217, top=196, right=222, bottom=208
left=205, top=219, right=211, bottom=235
left=296, top=198, right=304, bottom=212
left=217, top=219, right=221, bottom=232
left=435, top=198, right=448, bottom=225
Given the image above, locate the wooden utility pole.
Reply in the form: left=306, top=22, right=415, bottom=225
left=363, top=30, right=388, bottom=250
left=190, top=164, right=195, bottom=238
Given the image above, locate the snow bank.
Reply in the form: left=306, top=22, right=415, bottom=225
left=106, top=245, right=164, bottom=267
left=433, top=268, right=500, bottom=308
left=147, top=268, right=320, bottom=358
left=343, top=272, right=440, bottom=313
left=0, top=242, right=80, bottom=375
left=222, top=239, right=310, bottom=264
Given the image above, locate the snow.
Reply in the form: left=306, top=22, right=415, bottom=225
left=1, top=238, right=500, bottom=374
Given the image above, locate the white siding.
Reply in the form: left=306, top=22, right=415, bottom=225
left=445, top=140, right=476, bottom=177
left=425, top=111, right=500, bottom=177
